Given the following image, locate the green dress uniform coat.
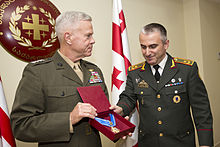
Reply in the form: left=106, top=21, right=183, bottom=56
left=10, top=52, right=109, bottom=147
left=118, top=54, right=213, bottom=147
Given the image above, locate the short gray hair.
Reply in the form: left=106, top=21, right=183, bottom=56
left=141, top=23, right=167, bottom=44
left=55, top=11, right=92, bottom=41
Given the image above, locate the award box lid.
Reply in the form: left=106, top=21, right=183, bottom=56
left=77, top=85, right=136, bottom=141
left=77, top=85, right=110, bottom=113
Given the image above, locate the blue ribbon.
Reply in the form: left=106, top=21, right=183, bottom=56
left=95, top=114, right=116, bottom=127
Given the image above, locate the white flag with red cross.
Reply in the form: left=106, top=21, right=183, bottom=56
left=112, top=0, right=139, bottom=146
left=0, top=76, right=16, bottom=147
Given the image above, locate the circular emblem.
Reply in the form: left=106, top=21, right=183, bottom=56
left=173, top=95, right=181, bottom=104
left=0, top=0, right=60, bottom=62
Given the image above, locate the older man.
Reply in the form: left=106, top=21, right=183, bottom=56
left=11, top=11, right=108, bottom=147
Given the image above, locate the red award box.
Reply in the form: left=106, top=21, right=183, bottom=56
left=77, top=85, right=135, bottom=142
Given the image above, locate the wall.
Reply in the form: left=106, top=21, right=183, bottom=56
left=0, top=0, right=218, bottom=146
left=183, top=0, right=220, bottom=146
left=200, top=0, right=220, bottom=146
left=183, top=0, right=204, bottom=77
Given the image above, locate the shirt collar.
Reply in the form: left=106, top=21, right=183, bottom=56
left=57, top=50, right=80, bottom=69
left=158, top=54, right=168, bottom=70
left=150, top=54, right=168, bottom=76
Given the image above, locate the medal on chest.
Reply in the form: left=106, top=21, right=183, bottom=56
left=89, top=70, right=103, bottom=83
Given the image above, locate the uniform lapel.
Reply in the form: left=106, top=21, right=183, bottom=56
left=52, top=52, right=83, bottom=85
left=157, top=54, right=178, bottom=91
left=81, top=60, right=91, bottom=86
left=138, top=62, right=157, bottom=91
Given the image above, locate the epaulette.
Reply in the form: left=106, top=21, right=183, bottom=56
left=128, top=62, right=145, bottom=71
left=30, top=58, right=52, bottom=65
left=174, top=57, right=194, bottom=66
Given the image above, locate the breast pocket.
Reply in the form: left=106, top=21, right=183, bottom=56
left=165, top=85, right=187, bottom=105
left=134, top=88, right=154, bottom=108
left=45, top=86, right=81, bottom=112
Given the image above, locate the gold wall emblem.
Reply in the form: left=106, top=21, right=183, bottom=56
left=0, top=0, right=60, bottom=62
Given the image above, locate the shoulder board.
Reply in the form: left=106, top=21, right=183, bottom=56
left=174, top=57, right=194, bottom=66
left=30, top=58, right=52, bottom=65
left=129, top=62, right=145, bottom=71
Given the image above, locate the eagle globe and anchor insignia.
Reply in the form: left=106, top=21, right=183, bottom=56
left=0, top=0, right=60, bottom=62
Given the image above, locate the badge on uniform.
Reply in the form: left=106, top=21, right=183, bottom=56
left=173, top=95, right=181, bottom=103
left=138, top=80, right=148, bottom=88
left=89, top=70, right=103, bottom=83
left=135, top=78, right=141, bottom=84
left=165, top=78, right=184, bottom=87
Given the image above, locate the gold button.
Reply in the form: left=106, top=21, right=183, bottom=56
left=141, top=91, right=143, bottom=94
left=157, top=94, right=161, bottom=99
left=158, top=120, right=162, bottom=125
left=157, top=107, right=162, bottom=111
left=159, top=133, right=163, bottom=137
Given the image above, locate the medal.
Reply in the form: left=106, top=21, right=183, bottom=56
left=89, top=71, right=103, bottom=83
left=173, top=95, right=181, bottom=103
left=95, top=114, right=120, bottom=134
left=165, top=82, right=184, bottom=87
left=111, top=127, right=120, bottom=133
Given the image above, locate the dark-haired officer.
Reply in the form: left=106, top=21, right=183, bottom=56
left=110, top=23, right=213, bottom=147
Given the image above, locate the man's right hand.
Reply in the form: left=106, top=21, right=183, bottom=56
left=70, top=102, right=97, bottom=125
left=109, top=106, right=133, bottom=139
left=109, top=105, right=123, bottom=116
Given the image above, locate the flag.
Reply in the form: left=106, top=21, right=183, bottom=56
left=0, top=76, right=16, bottom=147
left=112, top=0, right=139, bottom=146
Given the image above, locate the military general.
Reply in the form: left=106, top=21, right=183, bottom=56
left=10, top=11, right=108, bottom=147
left=110, top=23, right=213, bottom=147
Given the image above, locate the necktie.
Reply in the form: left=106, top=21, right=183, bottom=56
left=73, top=63, right=83, bottom=82
left=153, top=64, right=160, bottom=82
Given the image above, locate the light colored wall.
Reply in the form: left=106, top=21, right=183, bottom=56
left=199, top=0, right=220, bottom=146
left=0, top=0, right=219, bottom=147
left=183, top=0, right=204, bottom=77
left=183, top=0, right=220, bottom=146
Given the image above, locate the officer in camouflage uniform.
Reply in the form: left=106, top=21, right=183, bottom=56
left=10, top=11, right=108, bottom=147
left=110, top=23, right=213, bottom=147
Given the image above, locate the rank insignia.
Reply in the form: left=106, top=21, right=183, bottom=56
left=138, top=80, right=148, bottom=88
left=135, top=78, right=140, bottom=84
left=89, top=71, right=102, bottom=83
left=173, top=95, right=181, bottom=103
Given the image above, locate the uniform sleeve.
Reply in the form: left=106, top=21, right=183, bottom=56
left=188, top=62, right=213, bottom=146
left=10, top=64, right=71, bottom=143
left=117, top=71, right=137, bottom=116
